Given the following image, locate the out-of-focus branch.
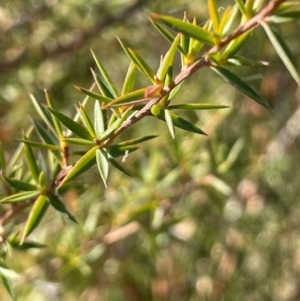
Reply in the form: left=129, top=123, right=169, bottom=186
left=0, top=0, right=148, bottom=72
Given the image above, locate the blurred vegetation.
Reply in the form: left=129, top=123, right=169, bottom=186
left=1, top=0, right=300, bottom=300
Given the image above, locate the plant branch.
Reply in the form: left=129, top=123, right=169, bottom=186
left=103, top=0, right=286, bottom=147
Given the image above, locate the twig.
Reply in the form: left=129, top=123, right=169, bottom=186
left=103, top=0, right=286, bottom=147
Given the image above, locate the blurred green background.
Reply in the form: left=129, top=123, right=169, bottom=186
left=1, top=0, right=300, bottom=300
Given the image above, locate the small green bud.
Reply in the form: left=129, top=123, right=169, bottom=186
left=151, top=104, right=162, bottom=116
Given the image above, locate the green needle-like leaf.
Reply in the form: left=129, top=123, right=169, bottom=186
left=108, top=156, right=132, bottom=177
left=75, top=85, right=113, bottom=104
left=1, top=275, right=17, bottom=301
left=118, top=38, right=156, bottom=84
left=208, top=0, right=220, bottom=34
left=23, top=135, right=40, bottom=184
left=0, top=263, right=19, bottom=279
left=222, top=31, right=252, bottom=58
left=33, top=120, right=59, bottom=146
left=164, top=109, right=175, bottom=139
left=149, top=18, right=187, bottom=55
left=94, top=100, right=105, bottom=139
left=122, top=62, right=136, bottom=95
left=79, top=104, right=96, bottom=138
left=6, top=127, right=32, bottom=174
left=58, top=146, right=98, bottom=187
left=107, top=145, right=139, bottom=158
left=96, top=149, right=109, bottom=188
left=234, top=0, right=247, bottom=16
left=18, top=139, right=61, bottom=151
left=151, top=14, right=214, bottom=45
left=115, top=135, right=157, bottom=147
left=44, top=90, right=64, bottom=139
left=30, top=94, right=56, bottom=134
left=48, top=195, right=78, bottom=223
left=210, top=66, right=269, bottom=108
left=156, top=112, right=207, bottom=135
left=157, top=34, right=180, bottom=81
left=62, top=138, right=96, bottom=146
left=269, top=11, right=300, bottom=24
left=21, top=195, right=49, bottom=243
left=105, top=89, right=147, bottom=108
left=168, top=103, right=229, bottom=110
left=2, top=175, right=38, bottom=191
left=260, top=21, right=299, bottom=85
left=8, top=237, right=46, bottom=250
left=91, top=49, right=119, bottom=98
left=0, top=191, right=40, bottom=203
left=48, top=107, right=93, bottom=140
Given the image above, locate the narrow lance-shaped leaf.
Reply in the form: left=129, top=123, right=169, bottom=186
left=208, top=0, right=220, bottom=34
left=47, top=107, right=93, bottom=140
left=62, top=138, right=96, bottom=146
left=33, top=121, right=62, bottom=164
left=168, top=103, right=229, bottom=110
left=122, top=62, right=136, bottom=95
left=91, top=49, right=119, bottom=98
left=30, top=94, right=56, bottom=134
left=90, top=70, right=115, bottom=99
left=18, top=139, right=61, bottom=151
left=0, top=263, right=19, bottom=279
left=8, top=237, right=46, bottom=250
left=108, top=145, right=138, bottom=158
left=58, top=146, right=98, bottom=188
left=222, top=31, right=252, bottom=59
left=181, top=14, right=190, bottom=55
left=90, top=69, right=121, bottom=118
left=6, top=127, right=32, bottom=173
left=234, top=0, right=247, bottom=16
left=269, top=11, right=300, bottom=24
left=151, top=14, right=214, bottom=45
left=0, top=191, right=40, bottom=204
left=245, top=0, right=255, bottom=14
left=210, top=66, right=269, bottom=108
left=98, top=106, right=134, bottom=143
left=94, top=100, right=105, bottom=139
left=33, top=120, right=59, bottom=146
left=21, top=195, right=49, bottom=244
left=104, top=88, right=147, bottom=108
left=157, top=34, right=181, bottom=81
left=1, top=275, right=17, bottom=301
left=108, top=155, right=132, bottom=177
left=39, top=171, right=47, bottom=190
left=48, top=195, right=78, bottom=223
left=79, top=104, right=97, bottom=138
left=74, top=85, right=113, bottom=104
left=115, top=135, right=157, bottom=147
left=2, top=175, right=38, bottom=191
left=189, top=17, right=207, bottom=57
left=72, top=82, right=95, bottom=125
left=260, top=21, right=299, bottom=85
left=218, top=138, right=244, bottom=173
left=221, top=4, right=239, bottom=36
left=44, top=90, right=63, bottom=139
left=96, top=149, right=109, bottom=188
left=23, top=135, right=40, bottom=184
left=156, top=112, right=207, bottom=135
left=117, top=37, right=156, bottom=84
left=164, top=109, right=175, bottom=139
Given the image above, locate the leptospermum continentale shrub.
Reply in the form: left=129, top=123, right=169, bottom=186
left=0, top=0, right=299, bottom=299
